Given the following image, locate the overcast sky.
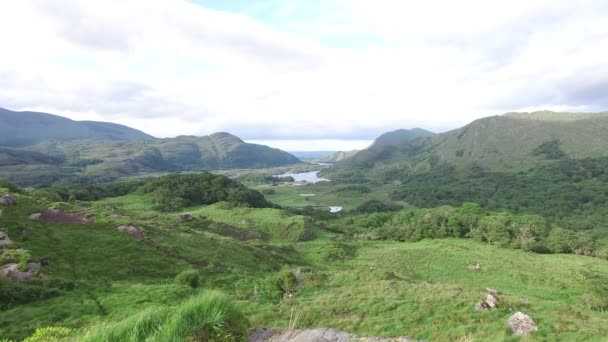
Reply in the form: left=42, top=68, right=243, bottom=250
left=1, top=0, right=608, bottom=150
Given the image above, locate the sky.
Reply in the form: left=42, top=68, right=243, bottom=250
left=1, top=0, right=608, bottom=151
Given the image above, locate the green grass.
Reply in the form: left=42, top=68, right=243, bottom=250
left=3, top=184, right=608, bottom=341
left=82, top=291, right=248, bottom=342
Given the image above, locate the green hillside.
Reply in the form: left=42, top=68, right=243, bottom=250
left=370, top=128, right=435, bottom=148
left=0, top=133, right=300, bottom=186
left=0, top=108, right=154, bottom=147
left=2, top=175, right=608, bottom=341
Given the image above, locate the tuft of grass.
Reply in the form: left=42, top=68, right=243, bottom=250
left=82, top=291, right=248, bottom=342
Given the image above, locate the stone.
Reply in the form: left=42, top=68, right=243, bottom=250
left=0, top=231, right=12, bottom=248
left=117, top=225, right=144, bottom=240
left=486, top=288, right=498, bottom=296
left=29, top=213, right=41, bottom=220
left=40, top=208, right=94, bottom=225
left=508, top=312, right=538, bottom=336
left=486, top=294, right=500, bottom=308
left=179, top=213, right=194, bottom=221
left=467, top=263, right=481, bottom=271
left=0, top=263, right=33, bottom=282
left=248, top=328, right=421, bottom=342
left=0, top=194, right=16, bottom=206
left=475, top=301, right=491, bottom=311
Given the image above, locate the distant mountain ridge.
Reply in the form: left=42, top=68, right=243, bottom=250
left=0, top=108, right=301, bottom=185
left=335, top=111, right=608, bottom=178
left=0, top=107, right=154, bottom=146
left=371, top=128, right=435, bottom=147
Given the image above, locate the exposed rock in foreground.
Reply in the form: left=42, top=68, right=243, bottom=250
left=508, top=312, right=538, bottom=336
left=0, top=194, right=16, bottom=206
left=0, top=262, right=40, bottom=282
left=249, top=328, right=421, bottom=342
left=39, top=208, right=94, bottom=224
left=117, top=225, right=144, bottom=240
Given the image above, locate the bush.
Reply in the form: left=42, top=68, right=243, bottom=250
left=23, top=327, right=73, bottom=342
left=356, top=199, right=402, bottom=214
left=175, top=270, right=200, bottom=288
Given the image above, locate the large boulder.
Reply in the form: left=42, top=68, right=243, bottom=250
left=248, top=328, right=420, bottom=342
left=29, top=213, right=41, bottom=221
left=179, top=213, right=195, bottom=221
left=508, top=312, right=538, bottom=336
left=0, top=194, right=16, bottom=206
left=486, top=294, right=500, bottom=308
left=40, top=208, right=94, bottom=225
left=0, top=231, right=12, bottom=248
left=0, top=263, right=36, bottom=282
left=117, top=225, right=144, bottom=240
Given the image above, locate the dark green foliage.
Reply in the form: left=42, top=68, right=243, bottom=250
left=356, top=199, right=402, bottom=213
left=334, top=185, right=371, bottom=194
left=389, top=158, right=608, bottom=236
left=140, top=173, right=274, bottom=212
left=174, top=270, right=200, bottom=288
left=0, top=278, right=62, bottom=309
left=533, top=139, right=566, bottom=159
left=322, top=242, right=356, bottom=262
left=0, top=178, right=20, bottom=193
left=33, top=181, right=144, bottom=202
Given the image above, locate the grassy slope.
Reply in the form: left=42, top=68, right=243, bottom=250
left=2, top=188, right=608, bottom=340
left=248, top=239, right=608, bottom=341
left=338, top=111, right=608, bottom=178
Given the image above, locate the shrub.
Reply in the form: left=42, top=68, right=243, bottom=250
left=356, top=199, right=402, bottom=214
left=175, top=270, right=201, bottom=288
left=23, top=327, right=73, bottom=342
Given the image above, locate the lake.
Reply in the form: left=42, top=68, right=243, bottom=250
left=274, top=171, right=329, bottom=183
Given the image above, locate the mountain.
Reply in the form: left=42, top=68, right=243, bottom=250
left=370, top=128, right=435, bottom=147
left=0, top=133, right=301, bottom=186
left=320, top=150, right=360, bottom=163
left=341, top=111, right=608, bottom=175
left=0, top=108, right=154, bottom=146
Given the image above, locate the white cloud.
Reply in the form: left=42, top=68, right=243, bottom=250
left=1, top=0, right=608, bottom=149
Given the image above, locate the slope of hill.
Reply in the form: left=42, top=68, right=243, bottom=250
left=2, top=176, right=608, bottom=341
left=370, top=128, right=435, bottom=147
left=321, top=150, right=360, bottom=163
left=339, top=111, right=608, bottom=175
left=0, top=133, right=301, bottom=186
left=0, top=108, right=154, bottom=146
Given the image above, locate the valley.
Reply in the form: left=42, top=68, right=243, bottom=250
left=2, top=110, right=608, bottom=341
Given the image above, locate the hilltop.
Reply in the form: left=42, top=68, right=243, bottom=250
left=370, top=128, right=435, bottom=148
left=0, top=108, right=154, bottom=146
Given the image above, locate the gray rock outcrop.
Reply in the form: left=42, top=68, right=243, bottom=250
left=117, top=225, right=144, bottom=240
left=507, top=312, right=538, bottom=336
left=0, top=194, right=16, bottom=206
left=248, top=328, right=420, bottom=342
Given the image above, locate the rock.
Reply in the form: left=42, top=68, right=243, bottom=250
left=486, top=294, right=500, bottom=308
left=486, top=288, right=498, bottom=296
left=179, top=213, right=194, bottom=221
left=475, top=301, right=491, bottom=311
left=0, top=263, right=33, bottom=282
left=40, top=208, right=94, bottom=225
left=508, top=312, right=538, bottom=336
left=0, top=231, right=12, bottom=248
left=29, top=213, right=41, bottom=220
left=117, top=225, right=144, bottom=240
left=467, top=263, right=481, bottom=271
left=248, top=328, right=421, bottom=342
left=0, top=194, right=16, bottom=206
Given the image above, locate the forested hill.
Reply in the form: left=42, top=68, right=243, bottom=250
left=339, top=111, right=608, bottom=175
left=0, top=108, right=154, bottom=146
left=0, top=133, right=300, bottom=186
